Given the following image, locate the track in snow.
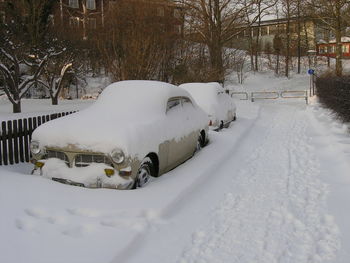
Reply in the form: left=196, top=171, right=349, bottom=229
left=121, top=101, right=340, bottom=263
left=178, top=103, right=340, bottom=263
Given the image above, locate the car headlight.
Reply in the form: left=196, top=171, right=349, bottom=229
left=110, top=149, right=125, bottom=164
left=30, top=140, right=41, bottom=155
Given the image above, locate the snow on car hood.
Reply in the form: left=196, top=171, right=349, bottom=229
left=179, top=82, right=236, bottom=123
left=32, top=81, right=208, bottom=158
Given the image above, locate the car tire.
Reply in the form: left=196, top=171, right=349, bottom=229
left=195, top=131, right=206, bottom=152
left=233, top=113, right=237, bottom=121
left=134, top=157, right=154, bottom=189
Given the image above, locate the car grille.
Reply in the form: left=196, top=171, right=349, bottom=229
left=46, top=150, right=69, bottom=166
left=74, top=154, right=112, bottom=168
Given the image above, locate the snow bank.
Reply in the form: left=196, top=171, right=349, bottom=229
left=35, top=158, right=133, bottom=188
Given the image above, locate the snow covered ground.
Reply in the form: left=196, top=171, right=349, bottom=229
left=0, top=98, right=93, bottom=121
left=0, top=73, right=349, bottom=263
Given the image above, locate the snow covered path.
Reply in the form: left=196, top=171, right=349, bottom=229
left=178, top=103, right=340, bottom=263
left=117, top=101, right=342, bottom=263
left=1, top=75, right=349, bottom=263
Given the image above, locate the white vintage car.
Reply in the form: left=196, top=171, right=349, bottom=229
left=179, top=82, right=237, bottom=130
left=30, top=81, right=209, bottom=189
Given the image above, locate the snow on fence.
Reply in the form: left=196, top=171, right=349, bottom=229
left=0, top=111, right=76, bottom=165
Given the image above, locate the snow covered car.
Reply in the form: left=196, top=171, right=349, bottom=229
left=179, top=82, right=236, bottom=130
left=30, top=81, right=209, bottom=189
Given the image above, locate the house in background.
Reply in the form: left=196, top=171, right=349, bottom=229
left=317, top=37, right=350, bottom=58
left=0, top=0, right=6, bottom=23
left=230, top=17, right=316, bottom=55
left=53, top=0, right=183, bottom=41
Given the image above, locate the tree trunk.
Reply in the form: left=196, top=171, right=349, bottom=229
left=297, top=0, right=301, bottom=74
left=254, top=4, right=262, bottom=72
left=335, top=3, right=343, bottom=77
left=285, top=0, right=290, bottom=78
left=247, top=27, right=255, bottom=71
left=209, top=43, right=224, bottom=82
left=52, top=96, right=58, bottom=105
left=276, top=52, right=280, bottom=75
left=13, top=101, right=21, bottom=113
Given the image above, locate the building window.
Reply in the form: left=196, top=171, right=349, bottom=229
left=86, top=0, right=96, bottom=10
left=0, top=11, right=5, bottom=24
left=48, top=14, right=54, bottom=26
left=269, top=25, right=279, bottom=35
left=69, top=17, right=80, bottom=28
left=342, top=44, right=349, bottom=53
left=174, top=25, right=181, bottom=34
left=238, top=30, right=244, bottom=38
left=260, top=26, right=268, bottom=36
left=88, top=18, right=96, bottom=29
left=319, top=46, right=326, bottom=54
left=252, top=27, right=259, bottom=37
left=289, top=24, right=297, bottom=33
left=69, top=0, right=79, bottom=8
left=157, top=6, right=165, bottom=17
left=173, top=8, right=181, bottom=19
left=246, top=29, right=253, bottom=37
left=278, top=24, right=286, bottom=33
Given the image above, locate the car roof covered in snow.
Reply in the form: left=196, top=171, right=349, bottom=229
left=179, top=82, right=223, bottom=106
left=94, top=80, right=191, bottom=116
left=179, top=82, right=235, bottom=123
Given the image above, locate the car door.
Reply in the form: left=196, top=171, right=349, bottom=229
left=218, top=92, right=235, bottom=123
left=165, top=97, right=192, bottom=169
left=180, top=97, right=198, bottom=157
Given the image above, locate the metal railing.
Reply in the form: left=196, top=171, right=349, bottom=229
left=231, top=92, right=249, bottom=100
left=280, top=90, right=308, bottom=104
left=251, top=91, right=279, bottom=102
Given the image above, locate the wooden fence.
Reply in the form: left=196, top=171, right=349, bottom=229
left=0, top=111, right=76, bottom=165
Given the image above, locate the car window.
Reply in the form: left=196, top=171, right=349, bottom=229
left=181, top=97, right=193, bottom=106
left=166, top=98, right=181, bottom=113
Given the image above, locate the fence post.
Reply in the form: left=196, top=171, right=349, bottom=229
left=1, top=122, right=7, bottom=165
left=18, top=119, right=24, bottom=163
left=13, top=120, right=19, bottom=164
left=23, top=119, right=30, bottom=162
left=7, top=121, right=14, bottom=165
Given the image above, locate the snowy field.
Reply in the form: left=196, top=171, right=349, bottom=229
left=0, top=73, right=350, bottom=263
left=0, top=97, right=93, bottom=121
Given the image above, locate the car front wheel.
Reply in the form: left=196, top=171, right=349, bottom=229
left=134, top=157, right=154, bottom=188
left=195, top=131, right=206, bottom=152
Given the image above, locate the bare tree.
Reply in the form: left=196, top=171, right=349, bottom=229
left=232, top=50, right=248, bottom=84
left=39, top=53, right=73, bottom=105
left=0, top=37, right=61, bottom=112
left=308, top=0, right=350, bottom=76
left=97, top=0, right=180, bottom=81
left=180, top=0, right=250, bottom=82
left=3, top=0, right=55, bottom=48
left=281, top=0, right=297, bottom=78
left=273, top=34, right=283, bottom=75
left=253, top=0, right=278, bottom=71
